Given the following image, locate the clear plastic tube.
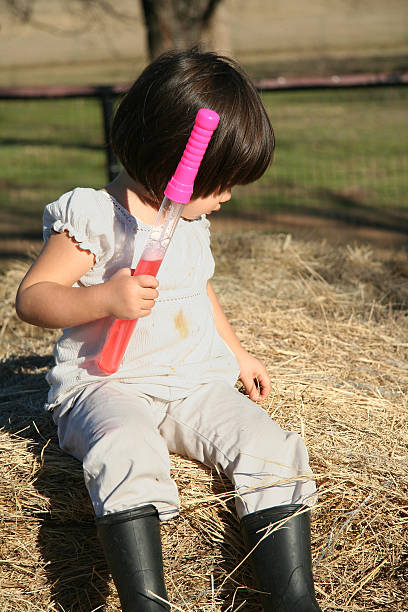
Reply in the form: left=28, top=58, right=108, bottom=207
left=97, top=197, right=183, bottom=374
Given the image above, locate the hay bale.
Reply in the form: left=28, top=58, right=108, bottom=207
left=1, top=232, right=407, bottom=611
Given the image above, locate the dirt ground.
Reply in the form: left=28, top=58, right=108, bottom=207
left=212, top=210, right=408, bottom=249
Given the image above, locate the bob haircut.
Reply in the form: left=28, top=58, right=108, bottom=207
left=111, top=47, right=275, bottom=208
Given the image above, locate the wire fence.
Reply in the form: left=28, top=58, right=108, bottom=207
left=1, top=73, right=407, bottom=231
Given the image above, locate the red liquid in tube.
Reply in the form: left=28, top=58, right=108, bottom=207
left=131, top=258, right=163, bottom=277
left=97, top=257, right=163, bottom=374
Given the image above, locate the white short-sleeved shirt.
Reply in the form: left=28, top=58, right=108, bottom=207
left=42, top=188, right=239, bottom=409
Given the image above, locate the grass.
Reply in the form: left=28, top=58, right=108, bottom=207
left=248, top=86, right=408, bottom=209
left=1, top=86, right=408, bottom=255
left=0, top=97, right=105, bottom=216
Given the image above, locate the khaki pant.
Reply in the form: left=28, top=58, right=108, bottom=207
left=53, top=380, right=317, bottom=519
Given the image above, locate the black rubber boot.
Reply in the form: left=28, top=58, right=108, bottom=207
left=241, top=504, right=322, bottom=612
left=96, top=504, right=170, bottom=611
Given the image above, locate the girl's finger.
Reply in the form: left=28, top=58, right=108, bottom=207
left=255, top=373, right=271, bottom=399
left=241, top=373, right=260, bottom=402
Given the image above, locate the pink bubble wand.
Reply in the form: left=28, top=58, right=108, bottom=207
left=97, top=108, right=220, bottom=374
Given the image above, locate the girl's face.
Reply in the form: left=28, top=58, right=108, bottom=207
left=181, top=189, right=232, bottom=220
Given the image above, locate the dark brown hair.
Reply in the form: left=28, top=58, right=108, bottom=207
left=111, top=48, right=275, bottom=207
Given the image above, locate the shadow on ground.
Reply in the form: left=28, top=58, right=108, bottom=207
left=211, top=196, right=408, bottom=250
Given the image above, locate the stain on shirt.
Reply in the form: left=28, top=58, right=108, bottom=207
left=174, top=309, right=189, bottom=339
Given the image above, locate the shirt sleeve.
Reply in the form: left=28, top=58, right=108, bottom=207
left=42, top=188, right=106, bottom=262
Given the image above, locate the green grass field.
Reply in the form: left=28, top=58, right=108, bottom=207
left=245, top=86, right=408, bottom=210
left=1, top=86, right=407, bottom=248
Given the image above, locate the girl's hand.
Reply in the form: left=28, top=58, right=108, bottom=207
left=236, top=350, right=271, bottom=402
left=104, top=268, right=159, bottom=320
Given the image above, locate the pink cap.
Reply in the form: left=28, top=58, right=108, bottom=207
left=164, top=108, right=220, bottom=204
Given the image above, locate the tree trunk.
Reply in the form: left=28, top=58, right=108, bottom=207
left=141, top=0, right=223, bottom=59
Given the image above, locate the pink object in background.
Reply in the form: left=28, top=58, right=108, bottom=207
left=97, top=108, right=220, bottom=374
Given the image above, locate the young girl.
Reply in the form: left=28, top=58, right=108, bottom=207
left=16, top=49, right=321, bottom=612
